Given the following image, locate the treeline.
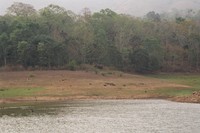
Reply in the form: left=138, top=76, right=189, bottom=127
left=1, top=2, right=200, bottom=72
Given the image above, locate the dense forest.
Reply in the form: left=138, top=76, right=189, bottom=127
left=1, top=2, right=200, bottom=72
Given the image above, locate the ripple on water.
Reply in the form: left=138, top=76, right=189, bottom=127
left=0, top=100, right=200, bottom=133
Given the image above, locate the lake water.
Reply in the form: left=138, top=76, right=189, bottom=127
left=0, top=100, right=200, bottom=133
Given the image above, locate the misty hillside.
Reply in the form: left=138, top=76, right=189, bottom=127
left=113, top=0, right=200, bottom=16
left=1, top=0, right=200, bottom=16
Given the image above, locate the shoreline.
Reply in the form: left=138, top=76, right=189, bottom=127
left=1, top=95, right=200, bottom=105
left=1, top=70, right=200, bottom=105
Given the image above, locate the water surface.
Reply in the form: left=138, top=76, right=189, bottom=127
left=0, top=100, right=200, bottom=133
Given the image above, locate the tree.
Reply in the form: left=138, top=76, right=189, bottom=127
left=143, top=38, right=163, bottom=71
left=32, top=35, right=55, bottom=67
left=146, top=11, right=161, bottom=22
left=39, top=4, right=74, bottom=42
left=7, top=2, right=36, bottom=16
left=189, top=34, right=200, bottom=70
left=130, top=49, right=149, bottom=73
left=85, top=28, right=107, bottom=64
left=176, top=17, right=185, bottom=24
left=129, top=37, right=163, bottom=73
left=17, top=41, right=28, bottom=67
left=40, top=4, right=66, bottom=15
left=81, top=8, right=92, bottom=21
left=0, top=33, right=9, bottom=67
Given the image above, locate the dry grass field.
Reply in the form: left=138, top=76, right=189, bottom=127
left=0, top=70, right=199, bottom=103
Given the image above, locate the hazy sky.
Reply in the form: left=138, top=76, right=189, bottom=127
left=1, top=0, right=200, bottom=16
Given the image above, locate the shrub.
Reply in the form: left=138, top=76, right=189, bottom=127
left=67, top=60, right=77, bottom=71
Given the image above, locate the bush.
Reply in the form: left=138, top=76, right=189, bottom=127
left=67, top=60, right=77, bottom=71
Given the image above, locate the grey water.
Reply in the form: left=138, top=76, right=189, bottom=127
left=0, top=100, right=200, bottom=133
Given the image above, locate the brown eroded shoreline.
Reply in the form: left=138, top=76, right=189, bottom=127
left=0, top=70, right=200, bottom=104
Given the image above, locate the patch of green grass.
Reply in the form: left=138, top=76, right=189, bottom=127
left=149, top=88, right=197, bottom=97
left=147, top=74, right=200, bottom=97
left=0, top=87, right=44, bottom=98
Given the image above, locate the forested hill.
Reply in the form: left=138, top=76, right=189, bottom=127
left=0, top=2, right=200, bottom=72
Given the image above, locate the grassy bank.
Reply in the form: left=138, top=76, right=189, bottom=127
left=148, top=74, right=200, bottom=96
left=0, top=88, right=44, bottom=98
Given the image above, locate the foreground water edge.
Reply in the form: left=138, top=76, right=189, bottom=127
left=0, top=100, right=200, bottom=133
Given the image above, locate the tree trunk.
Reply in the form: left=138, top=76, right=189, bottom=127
left=196, top=52, right=199, bottom=70
left=4, top=56, right=7, bottom=67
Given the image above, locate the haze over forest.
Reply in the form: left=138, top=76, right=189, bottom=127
left=1, top=1, right=200, bottom=72
left=1, top=0, right=200, bottom=16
